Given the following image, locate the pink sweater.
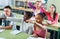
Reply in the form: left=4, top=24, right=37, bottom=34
left=42, top=8, right=59, bottom=24
left=28, top=2, right=59, bottom=24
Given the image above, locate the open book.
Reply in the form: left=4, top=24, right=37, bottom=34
left=10, top=30, right=22, bottom=35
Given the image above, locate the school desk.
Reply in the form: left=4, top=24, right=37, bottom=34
left=0, top=30, right=30, bottom=39
left=47, top=23, right=60, bottom=39
left=0, top=23, right=60, bottom=39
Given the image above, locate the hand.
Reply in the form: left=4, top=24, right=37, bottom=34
left=26, top=20, right=36, bottom=24
left=32, top=20, right=36, bottom=24
left=26, top=20, right=30, bottom=22
left=47, top=20, right=52, bottom=24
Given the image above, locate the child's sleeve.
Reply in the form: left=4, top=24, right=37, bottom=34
left=28, top=2, right=36, bottom=10
left=41, top=7, right=49, bottom=15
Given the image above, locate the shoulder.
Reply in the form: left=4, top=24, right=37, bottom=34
left=11, top=13, right=16, bottom=17
left=1, top=13, right=6, bottom=17
left=55, top=12, right=59, bottom=16
left=56, top=12, right=58, bottom=14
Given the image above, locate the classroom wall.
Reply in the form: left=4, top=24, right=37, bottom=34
left=0, top=0, right=14, bottom=8
left=0, top=0, right=60, bottom=13
left=47, top=0, right=60, bottom=13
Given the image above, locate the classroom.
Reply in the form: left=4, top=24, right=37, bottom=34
left=0, top=0, right=60, bottom=39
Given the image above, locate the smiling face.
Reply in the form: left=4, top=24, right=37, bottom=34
left=24, top=12, right=32, bottom=21
left=35, top=14, right=43, bottom=23
left=4, top=8, right=11, bottom=16
left=50, top=5, right=56, bottom=14
left=35, top=1, right=42, bottom=9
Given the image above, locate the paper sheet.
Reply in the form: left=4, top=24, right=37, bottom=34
left=10, top=30, right=21, bottom=35
left=0, top=29, right=4, bottom=33
left=0, top=37, right=5, bottom=39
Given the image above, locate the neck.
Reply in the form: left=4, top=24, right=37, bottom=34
left=36, top=7, right=41, bottom=10
left=50, top=12, right=54, bottom=18
left=51, top=11, right=54, bottom=15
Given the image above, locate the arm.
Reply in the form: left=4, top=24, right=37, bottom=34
left=26, top=19, right=35, bottom=23
left=0, top=25, right=12, bottom=29
left=41, top=7, right=49, bottom=15
left=35, top=22, right=46, bottom=30
left=4, top=25, right=12, bottom=29
left=0, top=19, right=13, bottom=29
left=26, top=19, right=46, bottom=30
left=28, top=2, right=36, bottom=10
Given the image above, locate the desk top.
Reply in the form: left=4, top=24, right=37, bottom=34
left=0, top=30, right=30, bottom=39
left=0, top=25, right=60, bottom=39
left=13, top=7, right=33, bottom=12
left=47, top=23, right=60, bottom=31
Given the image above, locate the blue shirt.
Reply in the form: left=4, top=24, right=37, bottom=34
left=1, top=13, right=16, bottom=26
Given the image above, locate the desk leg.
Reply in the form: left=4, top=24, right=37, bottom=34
left=57, top=28, right=60, bottom=39
left=48, top=29, right=54, bottom=39
left=53, top=31, right=58, bottom=39
left=53, top=31, right=55, bottom=39
left=48, top=29, right=58, bottom=39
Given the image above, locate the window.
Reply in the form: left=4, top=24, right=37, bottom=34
left=0, top=0, right=12, bottom=8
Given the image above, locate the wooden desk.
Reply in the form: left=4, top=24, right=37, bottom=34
left=47, top=23, right=60, bottom=31
left=13, top=7, right=33, bottom=12
left=0, top=30, right=30, bottom=39
left=47, top=23, right=60, bottom=39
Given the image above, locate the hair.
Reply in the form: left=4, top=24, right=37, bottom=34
left=51, top=4, right=56, bottom=20
left=36, top=1, right=42, bottom=3
left=39, top=13, right=45, bottom=18
left=24, top=11, right=33, bottom=21
left=36, top=13, right=45, bottom=20
left=35, top=13, right=45, bottom=24
left=4, top=5, right=12, bottom=10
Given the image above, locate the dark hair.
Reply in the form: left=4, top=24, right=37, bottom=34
left=24, top=11, right=33, bottom=21
left=36, top=13, right=45, bottom=24
left=39, top=13, right=45, bottom=18
left=36, top=13, right=45, bottom=19
left=4, top=5, right=12, bottom=10
left=36, top=1, right=42, bottom=3
left=51, top=4, right=56, bottom=20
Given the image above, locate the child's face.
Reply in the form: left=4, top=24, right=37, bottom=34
left=4, top=8, right=11, bottom=16
left=35, top=14, right=43, bottom=23
left=24, top=13, right=28, bottom=21
left=50, top=6, right=55, bottom=14
left=35, top=1, right=42, bottom=9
